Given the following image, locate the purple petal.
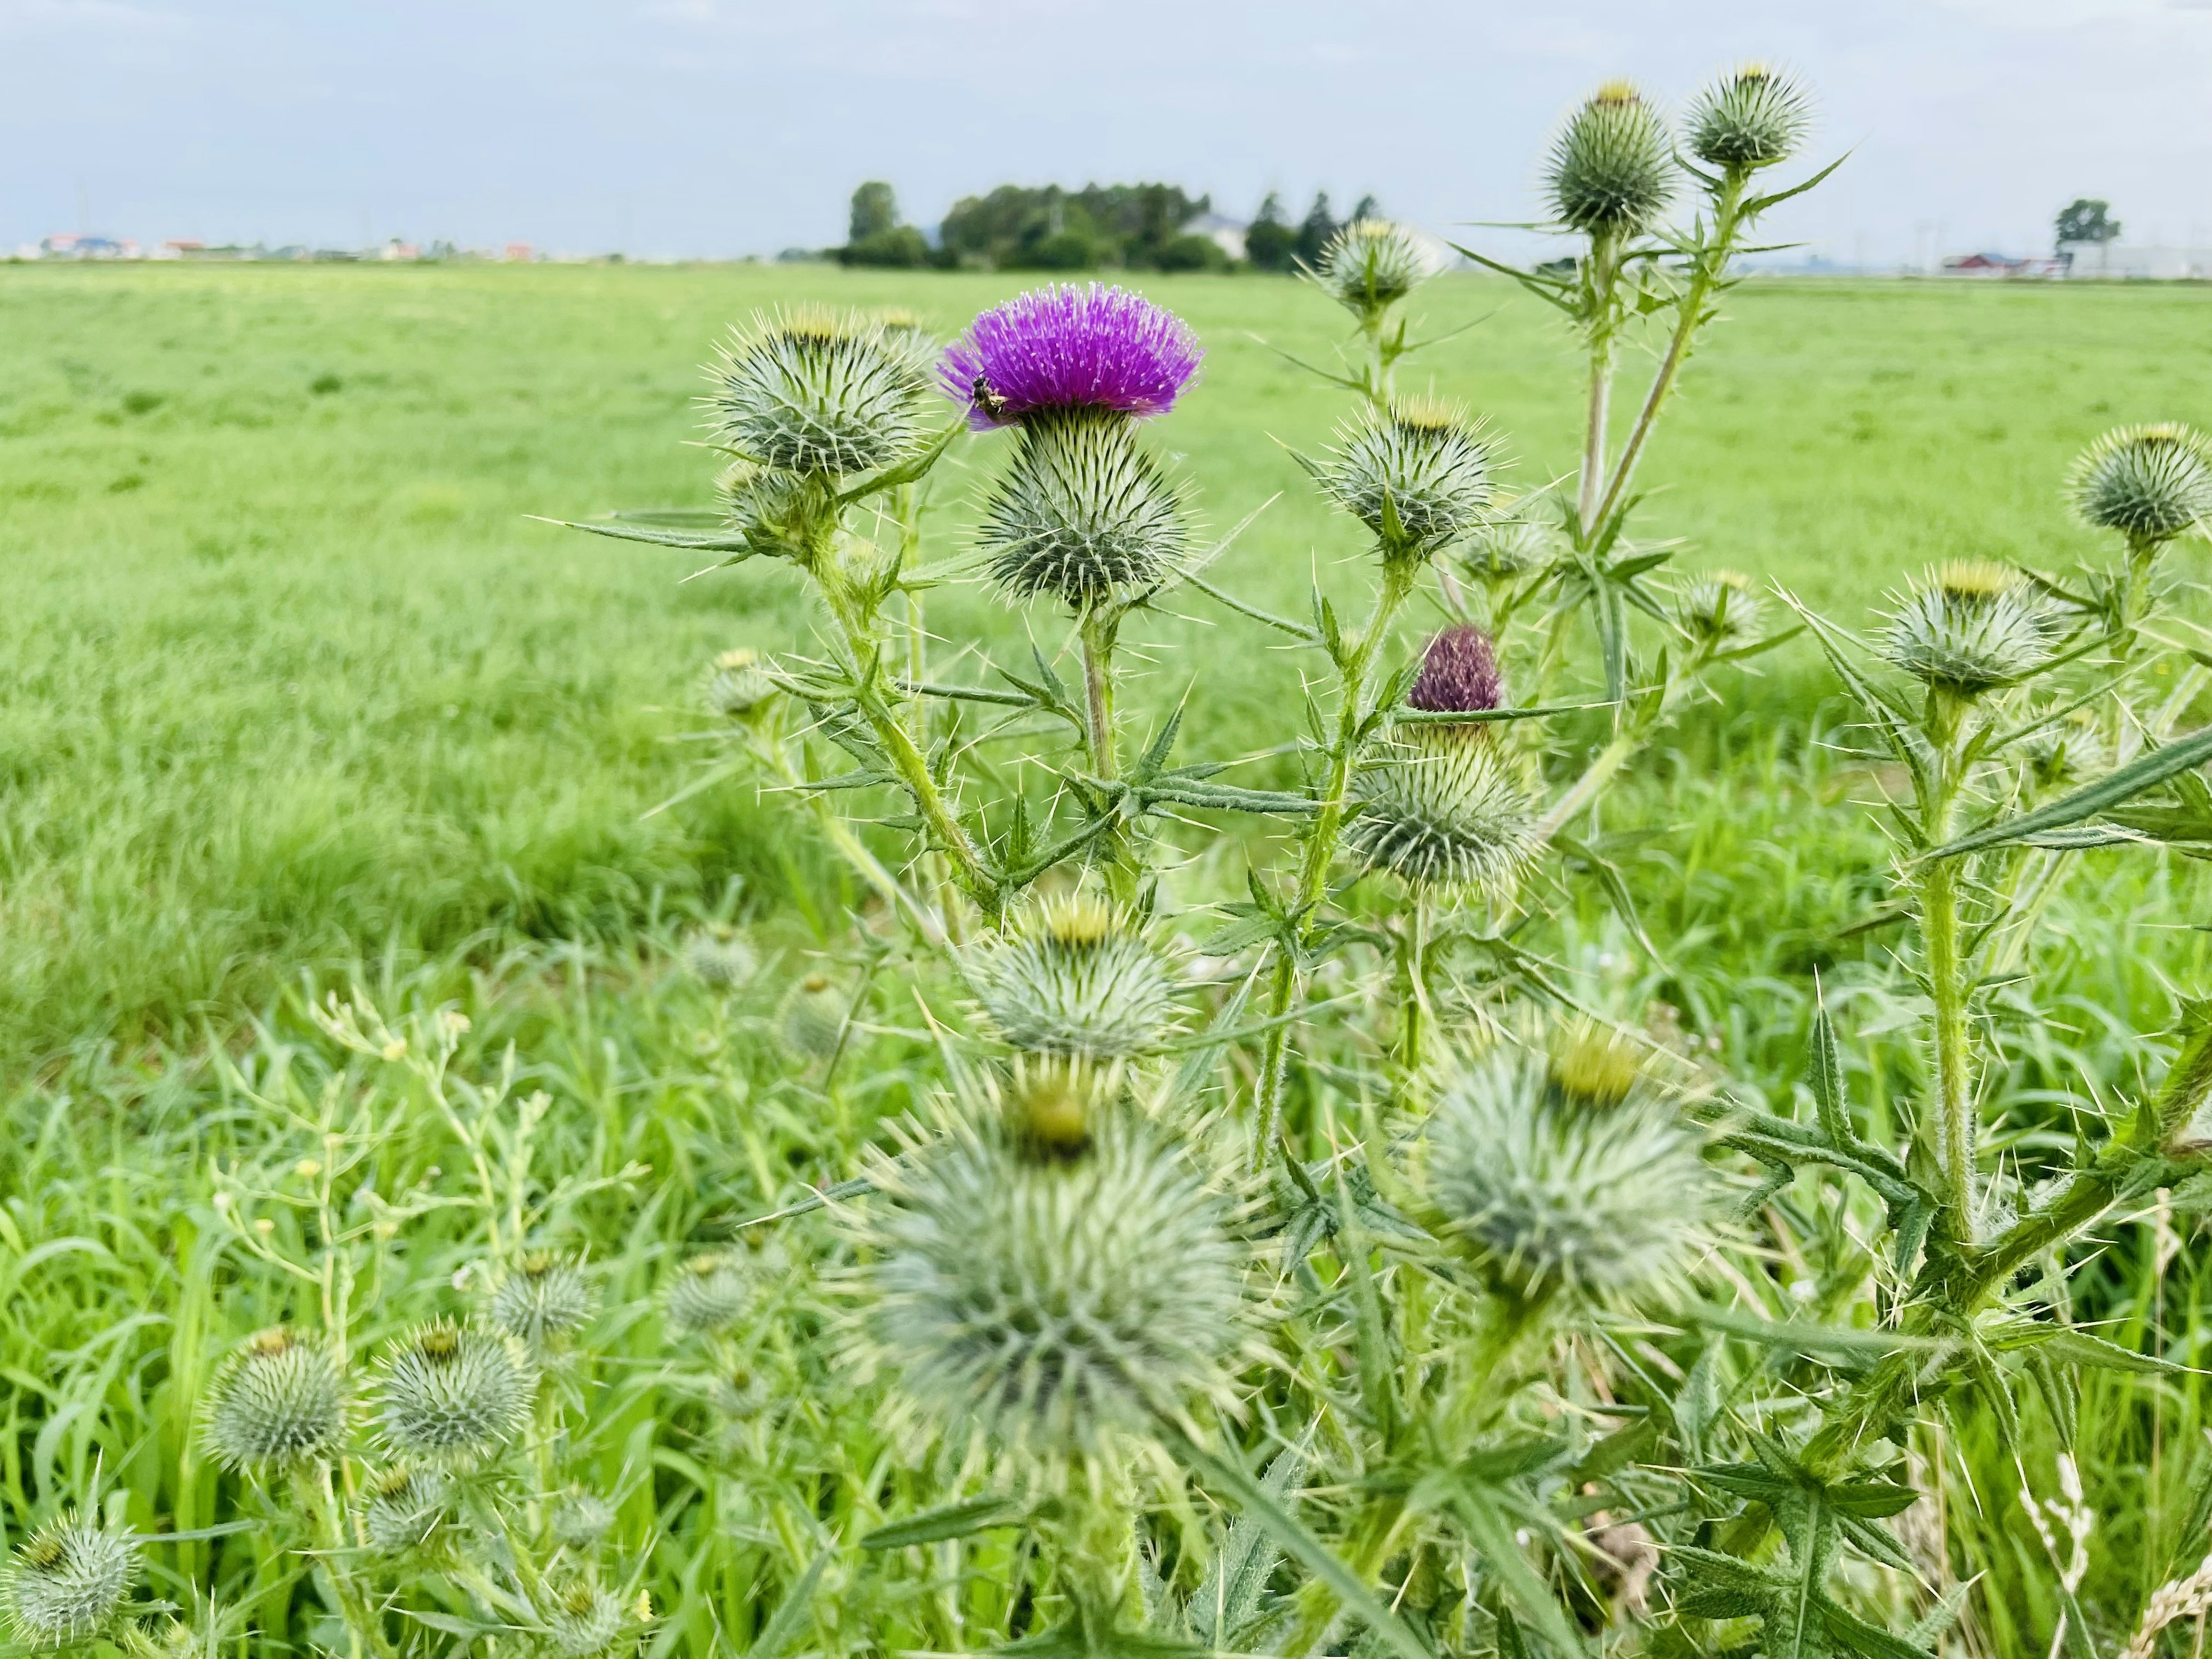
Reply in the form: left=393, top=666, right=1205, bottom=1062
left=940, top=283, right=1203, bottom=430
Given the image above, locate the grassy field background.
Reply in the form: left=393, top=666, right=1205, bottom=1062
left=4, top=261, right=2210, bottom=1060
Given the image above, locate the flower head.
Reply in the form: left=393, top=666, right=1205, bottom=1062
left=701, top=648, right=779, bottom=720
left=538, top=1581, right=627, bottom=1658
left=666, top=1252, right=752, bottom=1335
left=374, top=1320, right=537, bottom=1467
left=1884, top=561, right=2054, bottom=696
left=710, top=308, right=935, bottom=477
left=859, top=1101, right=1246, bottom=1460
left=1423, top=1033, right=1709, bottom=1304
left=1456, top=506, right=1557, bottom=584
left=1676, top=570, right=1763, bottom=647
left=2069, top=423, right=2212, bottom=544
left=1684, top=64, right=1810, bottom=172
left=1546, top=81, right=1675, bottom=237
left=941, top=283, right=1202, bottom=430
left=975, top=407, right=1188, bottom=608
left=553, top=1488, right=617, bottom=1551
left=681, top=926, right=757, bottom=990
left=1310, top=220, right=1434, bottom=324
left=362, top=1464, right=450, bottom=1555
left=1347, top=733, right=1537, bottom=895
left=1312, top=399, right=1498, bottom=561
left=2, top=1520, right=139, bottom=1649
left=964, top=896, right=1179, bottom=1059
left=490, top=1252, right=598, bottom=1354
left=779, top=972, right=848, bottom=1060
left=1409, top=626, right=1508, bottom=719
left=203, top=1326, right=347, bottom=1471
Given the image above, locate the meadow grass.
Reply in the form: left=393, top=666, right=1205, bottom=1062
left=5, top=262, right=2210, bottom=1059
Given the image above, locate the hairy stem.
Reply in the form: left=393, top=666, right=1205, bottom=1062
left=1576, top=232, right=1623, bottom=534
left=1080, top=609, right=1142, bottom=906
left=1919, top=690, right=1976, bottom=1233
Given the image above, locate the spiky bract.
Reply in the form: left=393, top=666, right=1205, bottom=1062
left=362, top=1465, right=450, bottom=1554
left=491, top=1252, right=598, bottom=1352
left=941, top=284, right=1202, bottom=430
left=681, top=927, right=757, bottom=990
left=1546, top=82, right=1674, bottom=237
left=714, top=460, right=828, bottom=563
left=553, top=1488, right=616, bottom=1551
left=976, top=407, right=1187, bottom=607
left=2069, top=423, right=2212, bottom=544
left=710, top=308, right=934, bottom=476
left=1883, top=562, right=2053, bottom=695
left=862, top=1105, right=1245, bottom=1458
left=701, top=648, right=779, bottom=719
left=1684, top=65, right=1809, bottom=171
left=779, top=973, right=847, bottom=1060
left=375, top=1320, right=537, bottom=1467
left=202, top=1327, right=346, bottom=1471
left=1677, top=570, right=1762, bottom=646
left=966, top=897, right=1178, bottom=1058
left=1456, top=511, right=1555, bottom=582
left=2, top=1520, right=138, bottom=1649
left=1312, top=220, right=1432, bottom=323
left=1315, top=400, right=1497, bottom=560
left=539, top=1582, right=626, bottom=1658
left=1424, top=1036, right=1709, bottom=1303
left=1347, top=732, right=1537, bottom=895
left=1409, top=625, right=1507, bottom=719
left=667, top=1253, right=751, bottom=1335
left=2025, top=709, right=2109, bottom=793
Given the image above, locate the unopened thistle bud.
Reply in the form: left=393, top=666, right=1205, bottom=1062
left=681, top=926, right=757, bottom=990
left=996, top=1058, right=1109, bottom=1162
left=2024, top=708, right=2109, bottom=792
left=701, top=648, right=779, bottom=719
left=666, top=1252, right=751, bottom=1335
left=1408, top=625, right=1507, bottom=725
left=1456, top=506, right=1555, bottom=585
left=1311, top=219, right=1433, bottom=324
left=1684, top=64, right=1810, bottom=172
left=362, top=1464, right=449, bottom=1554
left=710, top=308, right=933, bottom=478
left=553, top=1487, right=617, bottom=1551
left=862, top=1105, right=1245, bottom=1457
left=1546, top=81, right=1675, bottom=238
left=1884, top=560, right=2053, bottom=696
left=538, top=1581, right=626, bottom=1658
left=491, top=1252, right=598, bottom=1353
left=778, top=972, right=847, bottom=1060
left=374, top=1320, right=537, bottom=1467
left=1676, top=570, right=1763, bottom=646
left=203, top=1327, right=347, bottom=1472
left=1347, top=734, right=1536, bottom=896
left=1423, top=1031, right=1709, bottom=1304
left=1312, top=399, right=1498, bottom=561
left=2, top=1519, right=138, bottom=1649
left=965, top=896, right=1178, bottom=1059
left=975, top=407, right=1188, bottom=609
left=2069, top=423, right=2212, bottom=546
left=714, top=460, right=827, bottom=563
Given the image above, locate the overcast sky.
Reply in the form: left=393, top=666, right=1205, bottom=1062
left=7, top=0, right=2211, bottom=264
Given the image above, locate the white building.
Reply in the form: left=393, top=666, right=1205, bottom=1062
left=2062, top=243, right=2212, bottom=279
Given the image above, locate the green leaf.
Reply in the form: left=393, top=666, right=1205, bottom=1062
left=747, top=1547, right=832, bottom=1659
left=1923, top=722, right=2212, bottom=861
left=1189, top=1444, right=1305, bottom=1649
left=861, top=1495, right=1023, bottom=1550
left=535, top=514, right=756, bottom=554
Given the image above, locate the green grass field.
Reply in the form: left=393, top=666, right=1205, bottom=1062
left=5, top=262, right=2209, bottom=1061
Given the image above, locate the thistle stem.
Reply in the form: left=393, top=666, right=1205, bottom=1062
left=1080, top=609, right=1141, bottom=906
left=1919, top=690, right=1976, bottom=1233
left=1576, top=232, right=1623, bottom=534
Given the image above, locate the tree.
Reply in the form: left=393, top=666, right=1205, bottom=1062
left=1294, top=191, right=1338, bottom=267
left=1244, top=192, right=1297, bottom=272
left=849, top=181, right=899, bottom=244
left=837, top=181, right=929, bottom=267
left=2056, top=198, right=2119, bottom=251
left=1350, top=193, right=1381, bottom=225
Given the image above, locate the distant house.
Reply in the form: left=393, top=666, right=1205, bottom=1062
left=40, top=233, right=138, bottom=260
left=1939, top=252, right=2065, bottom=279
left=1183, top=212, right=1248, bottom=262
left=2062, top=243, right=2212, bottom=279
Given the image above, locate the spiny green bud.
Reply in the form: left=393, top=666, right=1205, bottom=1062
left=862, top=1105, right=1245, bottom=1458
left=1311, top=399, right=1498, bottom=562
left=701, top=648, right=779, bottom=720
left=680, top=926, right=757, bottom=990
left=1549, top=1023, right=1642, bottom=1108
left=666, top=1252, right=751, bottom=1335
left=709, top=308, right=933, bottom=478
left=537, top=1580, right=626, bottom=1658
left=1424, top=1037, right=1709, bottom=1305
left=2069, top=423, right=2212, bottom=546
left=2, top=1518, right=138, bottom=1649
left=869, top=307, right=941, bottom=380
left=362, top=1463, right=449, bottom=1554
left=1546, top=81, right=1675, bottom=238
left=1684, top=64, right=1810, bottom=172
left=553, top=1488, right=616, bottom=1551
left=1676, top=569, right=1762, bottom=646
left=203, top=1326, right=347, bottom=1471
left=714, top=460, right=828, bottom=563
left=1883, top=560, right=2053, bottom=696
left=976, top=406, right=1187, bottom=609
left=1310, top=219, right=1432, bottom=324
left=1346, top=730, right=1538, bottom=895
left=2024, top=708, right=2108, bottom=793
left=490, top=1252, right=597, bottom=1353
left=997, top=1058, right=1111, bottom=1162
left=965, top=896, right=1179, bottom=1059
left=1456, top=505, right=1556, bottom=584
left=374, top=1320, right=537, bottom=1467
left=778, top=972, right=847, bottom=1060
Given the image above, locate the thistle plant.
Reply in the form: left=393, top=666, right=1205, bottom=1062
left=2, top=1519, right=140, bottom=1650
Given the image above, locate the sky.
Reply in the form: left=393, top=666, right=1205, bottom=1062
left=6, top=0, right=2212, bottom=265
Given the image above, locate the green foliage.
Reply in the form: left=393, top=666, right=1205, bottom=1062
left=937, top=181, right=1214, bottom=271
left=2057, top=196, right=2120, bottom=249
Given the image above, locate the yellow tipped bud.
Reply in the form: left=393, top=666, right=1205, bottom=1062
left=1550, top=1025, right=1642, bottom=1108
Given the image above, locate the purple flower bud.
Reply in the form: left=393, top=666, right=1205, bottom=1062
left=940, top=284, right=1203, bottom=431
left=1410, top=626, right=1506, bottom=715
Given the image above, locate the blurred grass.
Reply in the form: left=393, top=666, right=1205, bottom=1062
left=3, top=261, right=2211, bottom=1060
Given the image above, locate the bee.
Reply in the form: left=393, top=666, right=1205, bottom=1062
left=972, top=375, right=1011, bottom=423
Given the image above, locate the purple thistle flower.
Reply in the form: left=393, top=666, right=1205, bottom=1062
left=1410, top=626, right=1506, bottom=715
left=940, top=284, right=1203, bottom=431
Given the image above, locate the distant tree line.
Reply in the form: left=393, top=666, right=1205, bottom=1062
left=833, top=183, right=1381, bottom=273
